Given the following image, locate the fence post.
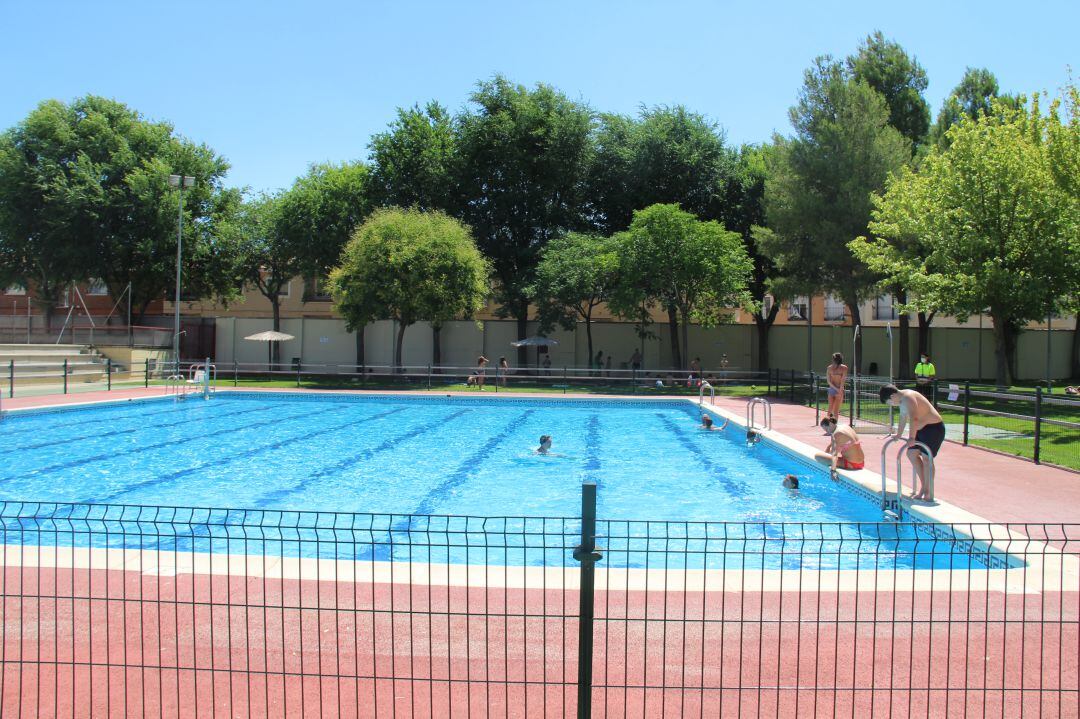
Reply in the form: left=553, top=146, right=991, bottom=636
left=107, top=358, right=111, bottom=391
left=848, top=375, right=855, bottom=427
left=573, top=481, right=601, bottom=719
left=789, top=369, right=795, bottom=403
left=1034, top=386, right=1043, bottom=465
left=494, top=365, right=499, bottom=393
left=8, top=359, right=13, bottom=398
left=962, top=381, right=971, bottom=446
left=234, top=360, right=238, bottom=387
left=632, top=367, right=636, bottom=394
left=563, top=367, right=567, bottom=395
left=931, top=379, right=939, bottom=408
left=63, top=358, right=68, bottom=394
left=145, top=358, right=149, bottom=388
left=813, top=372, right=819, bottom=424
left=296, top=360, right=301, bottom=388
left=427, top=364, right=431, bottom=391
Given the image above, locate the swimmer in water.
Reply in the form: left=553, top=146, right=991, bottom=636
left=782, top=474, right=799, bottom=490
left=700, top=414, right=729, bottom=431
left=536, top=435, right=553, bottom=455
left=746, top=429, right=761, bottom=445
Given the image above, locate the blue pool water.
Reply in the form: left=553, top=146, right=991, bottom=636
left=0, top=393, right=1007, bottom=570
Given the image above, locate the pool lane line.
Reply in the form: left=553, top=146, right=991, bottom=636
left=253, top=408, right=474, bottom=507
left=12, top=404, right=276, bottom=452
left=93, top=406, right=413, bottom=505
left=0, top=400, right=221, bottom=439
left=409, top=409, right=536, bottom=518
left=656, top=414, right=749, bottom=497
left=0, top=403, right=335, bottom=484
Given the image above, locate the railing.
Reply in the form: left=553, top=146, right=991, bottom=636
left=0, top=489, right=1076, bottom=718
left=0, top=318, right=172, bottom=347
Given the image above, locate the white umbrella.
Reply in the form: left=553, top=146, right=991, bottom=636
left=244, top=330, right=295, bottom=366
left=511, top=336, right=558, bottom=369
left=511, top=336, right=559, bottom=347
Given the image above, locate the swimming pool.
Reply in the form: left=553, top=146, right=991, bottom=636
left=0, top=392, right=1009, bottom=569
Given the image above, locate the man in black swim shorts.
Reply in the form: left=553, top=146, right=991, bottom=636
left=880, top=384, right=946, bottom=502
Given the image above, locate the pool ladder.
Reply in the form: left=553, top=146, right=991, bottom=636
left=698, top=381, right=715, bottom=406
left=745, top=397, right=772, bottom=432
left=879, top=437, right=936, bottom=521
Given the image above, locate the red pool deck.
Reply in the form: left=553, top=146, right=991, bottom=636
left=2, top=387, right=1078, bottom=717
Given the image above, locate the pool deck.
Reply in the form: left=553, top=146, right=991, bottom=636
left=5, top=385, right=1077, bottom=526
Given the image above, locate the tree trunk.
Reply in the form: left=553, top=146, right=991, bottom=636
left=917, top=312, right=932, bottom=358
left=354, top=325, right=366, bottom=372
left=680, top=308, right=690, bottom=374
left=753, top=303, right=779, bottom=371
left=990, top=312, right=1013, bottom=388
left=667, top=307, right=682, bottom=370
left=394, top=321, right=407, bottom=372
left=896, top=288, right=910, bottom=380
left=271, top=298, right=281, bottom=368
left=1072, top=316, right=1080, bottom=379
left=432, top=324, right=442, bottom=372
left=134, top=299, right=152, bottom=327
left=516, top=309, right=529, bottom=367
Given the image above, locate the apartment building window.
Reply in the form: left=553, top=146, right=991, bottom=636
left=304, top=276, right=333, bottom=302
left=787, top=296, right=808, bottom=321
left=277, top=281, right=291, bottom=298
left=824, top=295, right=846, bottom=322
left=873, top=294, right=898, bottom=321
left=87, top=278, right=109, bottom=296
left=5, top=285, right=25, bottom=296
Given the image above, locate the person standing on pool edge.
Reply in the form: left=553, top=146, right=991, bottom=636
left=879, top=384, right=946, bottom=502
left=825, top=353, right=848, bottom=422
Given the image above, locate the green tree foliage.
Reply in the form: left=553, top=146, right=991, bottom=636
left=588, top=106, right=736, bottom=235
left=930, top=68, right=1020, bottom=147
left=762, top=58, right=911, bottom=370
left=276, top=161, right=372, bottom=287
left=530, top=233, right=619, bottom=363
left=851, top=97, right=1080, bottom=386
left=329, top=208, right=490, bottom=369
left=229, top=194, right=295, bottom=363
left=609, top=204, right=752, bottom=370
left=456, top=76, right=594, bottom=363
left=846, top=31, right=931, bottom=155
left=368, top=102, right=456, bottom=212
left=0, top=95, right=239, bottom=324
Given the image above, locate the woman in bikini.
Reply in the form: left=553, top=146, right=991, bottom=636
left=825, top=353, right=848, bottom=422
left=814, top=418, right=865, bottom=472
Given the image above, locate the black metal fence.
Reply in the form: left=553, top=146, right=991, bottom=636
left=1, top=491, right=1077, bottom=718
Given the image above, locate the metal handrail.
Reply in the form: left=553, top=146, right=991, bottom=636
left=698, top=381, right=715, bottom=406
left=745, top=397, right=771, bottom=431
left=879, top=437, right=936, bottom=520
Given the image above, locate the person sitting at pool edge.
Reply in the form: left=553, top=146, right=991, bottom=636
left=879, top=383, right=946, bottom=502
left=814, top=418, right=865, bottom=472
left=782, top=474, right=799, bottom=490
left=536, top=435, right=553, bottom=455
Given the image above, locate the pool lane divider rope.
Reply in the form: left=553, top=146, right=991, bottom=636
left=656, top=413, right=748, bottom=497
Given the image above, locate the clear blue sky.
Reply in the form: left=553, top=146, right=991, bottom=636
left=3, top=0, right=1076, bottom=193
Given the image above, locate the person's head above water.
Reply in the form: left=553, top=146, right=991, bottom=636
left=538, top=435, right=552, bottom=452
left=702, top=414, right=714, bottom=429
left=783, top=474, right=799, bottom=489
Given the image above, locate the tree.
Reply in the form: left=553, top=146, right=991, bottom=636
left=530, top=233, right=619, bottom=363
left=230, top=194, right=296, bottom=365
left=847, top=31, right=931, bottom=155
left=329, top=208, right=490, bottom=370
left=1045, top=80, right=1080, bottom=377
left=852, top=98, right=1080, bottom=386
left=930, top=68, right=1020, bottom=147
left=761, top=58, right=911, bottom=372
left=588, top=106, right=736, bottom=235
left=0, top=96, right=239, bottom=324
left=368, top=102, right=456, bottom=212
left=456, top=76, right=594, bottom=365
left=609, top=203, right=752, bottom=370
left=276, top=161, right=372, bottom=364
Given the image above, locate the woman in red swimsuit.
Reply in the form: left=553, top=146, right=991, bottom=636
left=814, top=418, right=865, bottom=472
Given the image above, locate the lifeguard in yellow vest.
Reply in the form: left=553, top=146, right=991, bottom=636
left=914, top=354, right=936, bottom=398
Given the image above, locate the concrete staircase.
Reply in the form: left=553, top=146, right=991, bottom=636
left=0, top=344, right=123, bottom=385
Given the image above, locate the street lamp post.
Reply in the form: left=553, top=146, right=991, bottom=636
left=169, top=174, right=195, bottom=377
